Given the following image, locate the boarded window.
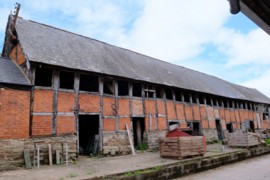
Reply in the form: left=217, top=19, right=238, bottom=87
left=118, top=80, right=129, bottom=96
left=35, top=66, right=52, bottom=87
left=60, top=71, right=74, bottom=90
left=165, top=88, right=173, bottom=100
left=79, top=74, right=99, bottom=92
left=104, top=78, right=114, bottom=95
left=133, top=83, right=141, bottom=97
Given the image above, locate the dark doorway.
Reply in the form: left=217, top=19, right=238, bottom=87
left=249, top=121, right=255, bottom=132
left=215, top=119, right=223, bottom=140
left=79, top=115, right=99, bottom=155
left=132, top=117, right=145, bottom=146
left=193, top=122, right=200, bottom=133
left=226, top=123, right=233, bottom=133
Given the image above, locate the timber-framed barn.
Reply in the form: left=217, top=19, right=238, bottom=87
left=1, top=6, right=270, bottom=169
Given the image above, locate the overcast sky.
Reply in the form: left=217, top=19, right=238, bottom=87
left=0, top=0, right=270, bottom=97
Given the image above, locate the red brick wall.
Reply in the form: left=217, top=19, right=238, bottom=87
left=145, top=100, right=156, bottom=114
left=32, top=116, right=52, bottom=136
left=103, top=118, right=116, bottom=131
left=0, top=88, right=30, bottom=139
left=166, top=101, right=176, bottom=120
left=119, top=118, right=130, bottom=130
left=200, top=106, right=209, bottom=129
left=224, top=109, right=231, bottom=122
left=79, top=94, right=100, bottom=113
left=145, top=115, right=157, bottom=131
left=185, top=105, right=193, bottom=120
left=118, top=98, right=130, bottom=116
left=57, top=116, right=75, bottom=135
left=157, top=100, right=166, bottom=115
left=214, top=108, right=220, bottom=119
left=33, top=89, right=53, bottom=112
left=176, top=103, right=185, bottom=120
left=230, top=110, right=236, bottom=122
left=132, top=99, right=143, bottom=115
left=9, top=43, right=26, bottom=65
left=58, top=92, right=74, bottom=112
left=193, top=105, right=201, bottom=120
left=158, top=117, right=167, bottom=130
left=103, top=97, right=116, bottom=116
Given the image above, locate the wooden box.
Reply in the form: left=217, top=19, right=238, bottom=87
left=227, top=132, right=260, bottom=147
left=159, top=136, right=205, bottom=159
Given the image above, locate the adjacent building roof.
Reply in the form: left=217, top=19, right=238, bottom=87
left=14, top=17, right=270, bottom=104
left=229, top=0, right=270, bottom=35
left=0, top=57, right=31, bottom=87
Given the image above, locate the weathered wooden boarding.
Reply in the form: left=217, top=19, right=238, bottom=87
left=227, top=132, right=260, bottom=147
left=159, top=136, right=205, bottom=159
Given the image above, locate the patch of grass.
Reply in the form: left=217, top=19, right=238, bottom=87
left=59, top=178, right=64, bottom=180
left=123, top=172, right=133, bottom=177
left=265, top=138, right=270, bottom=145
left=66, top=172, right=78, bottom=178
left=136, top=142, right=148, bottom=151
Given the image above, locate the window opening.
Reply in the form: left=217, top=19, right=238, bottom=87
left=183, top=92, right=190, bottom=103
left=168, top=121, right=179, bottom=130
left=198, top=95, right=205, bottom=105
left=165, top=88, right=173, bottom=100
left=79, top=74, right=99, bottom=92
left=206, top=96, right=212, bottom=106
left=156, top=86, right=163, bottom=99
left=60, top=71, right=74, bottom=90
left=132, top=83, right=142, bottom=97
left=118, top=80, right=129, bottom=96
left=191, top=94, right=197, bottom=104
left=144, top=84, right=155, bottom=98
left=175, top=89, right=181, bottom=101
left=103, top=78, right=114, bottom=95
left=35, top=66, right=52, bottom=87
left=224, top=100, right=229, bottom=108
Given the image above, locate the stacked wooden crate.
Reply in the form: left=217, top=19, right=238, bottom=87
left=227, top=132, right=260, bottom=147
left=159, top=136, right=204, bottom=159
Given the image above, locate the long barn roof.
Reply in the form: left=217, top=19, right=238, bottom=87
left=14, top=17, right=270, bottom=104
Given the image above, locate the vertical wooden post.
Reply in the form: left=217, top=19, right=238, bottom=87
left=65, top=143, right=68, bottom=166
left=126, top=124, right=135, bottom=155
left=37, top=145, right=40, bottom=168
left=48, top=144, right=52, bottom=166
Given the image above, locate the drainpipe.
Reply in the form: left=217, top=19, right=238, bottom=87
left=228, top=0, right=241, bottom=14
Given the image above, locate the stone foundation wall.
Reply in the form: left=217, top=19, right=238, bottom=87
left=102, top=131, right=131, bottom=155
left=0, top=135, right=77, bottom=171
left=203, top=129, right=218, bottom=141
left=146, top=130, right=167, bottom=150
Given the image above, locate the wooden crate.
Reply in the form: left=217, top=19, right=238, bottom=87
left=159, top=136, right=205, bottom=159
left=227, top=132, right=260, bottom=147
